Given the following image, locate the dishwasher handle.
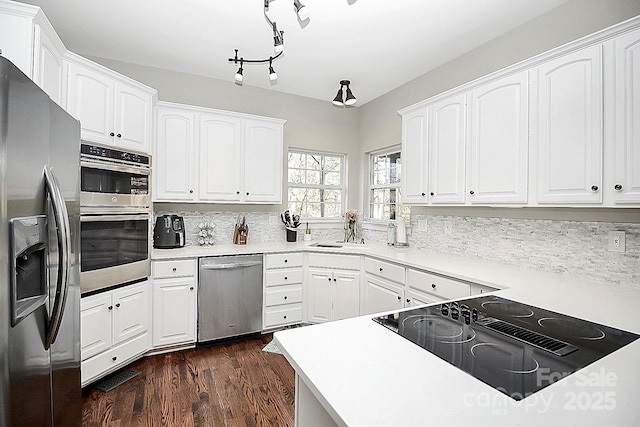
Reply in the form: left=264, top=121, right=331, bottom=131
left=200, top=261, right=263, bottom=270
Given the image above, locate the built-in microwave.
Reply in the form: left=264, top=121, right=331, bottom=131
left=80, top=143, right=150, bottom=209
left=80, top=210, right=150, bottom=294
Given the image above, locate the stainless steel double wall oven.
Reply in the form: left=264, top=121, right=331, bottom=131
left=79, top=143, right=151, bottom=294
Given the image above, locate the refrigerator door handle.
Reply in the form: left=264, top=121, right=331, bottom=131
left=43, top=166, right=71, bottom=350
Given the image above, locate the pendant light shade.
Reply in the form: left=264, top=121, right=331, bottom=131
left=332, top=87, right=345, bottom=106
left=235, top=61, right=244, bottom=83
left=269, top=59, right=278, bottom=81
left=332, top=80, right=357, bottom=107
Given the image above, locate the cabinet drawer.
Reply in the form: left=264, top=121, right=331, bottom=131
left=407, top=269, right=470, bottom=300
left=308, top=253, right=360, bottom=270
left=81, top=331, right=149, bottom=386
left=265, top=253, right=303, bottom=269
left=264, top=304, right=303, bottom=328
left=265, top=268, right=303, bottom=287
left=364, top=258, right=405, bottom=284
left=265, top=285, right=303, bottom=307
left=153, top=259, right=197, bottom=279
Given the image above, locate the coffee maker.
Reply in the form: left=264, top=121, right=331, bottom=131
left=153, top=215, right=185, bottom=248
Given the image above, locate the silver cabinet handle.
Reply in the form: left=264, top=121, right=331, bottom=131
left=43, top=166, right=71, bottom=350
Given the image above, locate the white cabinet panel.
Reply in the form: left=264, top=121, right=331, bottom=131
left=80, top=293, right=112, bottom=360
left=401, top=108, right=429, bottom=204
left=307, top=267, right=360, bottom=323
left=112, top=282, right=150, bottom=346
left=33, top=23, right=64, bottom=105
left=363, top=275, right=404, bottom=315
left=535, top=45, right=603, bottom=204
left=67, top=61, right=114, bottom=145
left=154, top=108, right=196, bottom=201
left=333, top=272, right=360, bottom=321
left=429, top=94, right=467, bottom=204
left=114, top=82, right=152, bottom=152
left=199, top=114, right=242, bottom=201
left=152, top=277, right=197, bottom=347
left=307, top=269, right=332, bottom=323
left=613, top=28, right=640, bottom=204
left=469, top=72, right=529, bottom=204
left=244, top=119, right=283, bottom=203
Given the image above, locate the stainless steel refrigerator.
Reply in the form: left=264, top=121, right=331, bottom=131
left=0, top=56, right=81, bottom=426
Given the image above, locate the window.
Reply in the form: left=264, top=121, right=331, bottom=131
left=287, top=150, right=345, bottom=219
left=369, top=147, right=410, bottom=220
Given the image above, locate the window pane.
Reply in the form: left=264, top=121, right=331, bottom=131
left=288, top=150, right=345, bottom=218
left=369, top=149, right=410, bottom=220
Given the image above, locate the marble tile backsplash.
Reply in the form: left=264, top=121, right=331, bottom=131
left=155, top=210, right=639, bottom=288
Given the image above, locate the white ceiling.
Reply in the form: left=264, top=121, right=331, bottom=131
left=20, top=0, right=569, bottom=105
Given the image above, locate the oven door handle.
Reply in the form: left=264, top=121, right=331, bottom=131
left=44, top=166, right=71, bottom=350
left=81, top=213, right=149, bottom=222
left=81, top=159, right=150, bottom=176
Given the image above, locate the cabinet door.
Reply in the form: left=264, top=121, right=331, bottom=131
left=114, top=82, right=152, bottom=153
left=0, top=9, right=34, bottom=78
left=244, top=119, right=283, bottom=203
left=153, top=278, right=197, bottom=347
left=80, top=293, right=112, bottom=360
left=401, top=108, right=429, bottom=204
left=199, top=114, right=242, bottom=201
left=613, top=28, right=640, bottom=204
left=154, top=107, right=196, bottom=200
left=535, top=44, right=603, bottom=204
left=406, top=289, right=442, bottom=307
left=307, top=269, right=333, bottom=323
left=469, top=72, right=529, bottom=204
left=111, top=282, right=150, bottom=346
left=363, top=275, right=403, bottom=315
left=66, top=61, right=115, bottom=145
left=33, top=24, right=64, bottom=106
left=429, top=94, right=466, bottom=204
left=333, top=271, right=360, bottom=320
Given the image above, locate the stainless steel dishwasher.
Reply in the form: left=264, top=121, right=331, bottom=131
left=198, top=254, right=263, bottom=342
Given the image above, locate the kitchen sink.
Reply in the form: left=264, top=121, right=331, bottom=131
left=310, top=242, right=343, bottom=248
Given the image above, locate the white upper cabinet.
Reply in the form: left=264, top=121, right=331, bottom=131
left=0, top=2, right=66, bottom=105
left=199, top=114, right=243, bottom=201
left=469, top=71, right=529, bottom=204
left=401, top=107, right=429, bottom=204
left=66, top=53, right=155, bottom=153
left=244, top=119, right=283, bottom=203
left=154, top=102, right=285, bottom=204
left=534, top=44, right=603, bottom=204
left=612, top=28, right=640, bottom=204
left=155, top=107, right=197, bottom=201
left=428, top=94, right=467, bottom=204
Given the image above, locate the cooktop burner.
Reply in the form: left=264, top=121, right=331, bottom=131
left=373, top=296, right=639, bottom=400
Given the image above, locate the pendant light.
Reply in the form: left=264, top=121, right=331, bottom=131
left=332, top=80, right=357, bottom=107
left=294, top=0, right=309, bottom=21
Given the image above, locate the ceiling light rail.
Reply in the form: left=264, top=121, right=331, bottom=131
left=228, top=0, right=309, bottom=84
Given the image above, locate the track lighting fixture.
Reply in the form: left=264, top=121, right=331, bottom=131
left=228, top=0, right=309, bottom=84
left=332, top=80, right=357, bottom=107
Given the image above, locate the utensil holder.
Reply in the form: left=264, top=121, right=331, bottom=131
left=286, top=228, right=297, bottom=242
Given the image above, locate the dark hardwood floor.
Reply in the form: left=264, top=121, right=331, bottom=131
left=81, top=334, right=295, bottom=427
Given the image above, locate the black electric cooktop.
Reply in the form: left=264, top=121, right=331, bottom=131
left=373, top=296, right=639, bottom=400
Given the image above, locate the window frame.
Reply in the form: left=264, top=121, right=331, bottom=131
left=368, top=145, right=408, bottom=222
left=287, top=148, right=347, bottom=221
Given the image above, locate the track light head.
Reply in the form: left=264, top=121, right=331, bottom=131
left=269, top=58, right=278, bottom=81
left=294, top=0, right=309, bottom=21
left=272, top=23, right=284, bottom=54
left=235, top=61, right=244, bottom=83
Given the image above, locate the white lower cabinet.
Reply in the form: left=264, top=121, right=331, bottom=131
left=407, top=268, right=473, bottom=304
left=152, top=259, right=198, bottom=349
left=80, top=280, right=151, bottom=386
left=363, top=257, right=406, bottom=314
left=306, top=253, right=361, bottom=323
left=264, top=253, right=304, bottom=329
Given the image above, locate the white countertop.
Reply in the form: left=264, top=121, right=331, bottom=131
left=170, top=242, right=640, bottom=425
